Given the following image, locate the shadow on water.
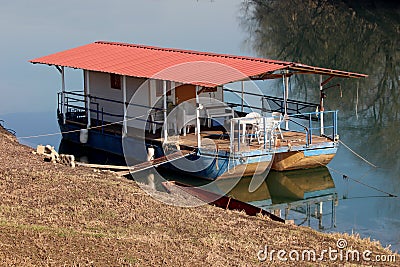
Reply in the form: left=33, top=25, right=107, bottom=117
left=58, top=139, right=127, bottom=166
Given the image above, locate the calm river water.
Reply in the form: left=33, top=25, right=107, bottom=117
left=1, top=0, right=399, bottom=251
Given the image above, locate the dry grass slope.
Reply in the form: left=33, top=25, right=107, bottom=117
left=0, top=126, right=397, bottom=266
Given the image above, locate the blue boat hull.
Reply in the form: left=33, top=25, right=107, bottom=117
left=59, top=121, right=273, bottom=180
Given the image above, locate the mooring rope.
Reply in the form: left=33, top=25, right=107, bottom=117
left=311, top=158, right=397, bottom=198
left=0, top=119, right=16, bottom=136
left=17, top=114, right=148, bottom=139
left=339, top=139, right=378, bottom=168
left=339, top=195, right=396, bottom=200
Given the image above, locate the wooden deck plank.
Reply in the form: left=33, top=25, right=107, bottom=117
left=157, top=130, right=333, bottom=152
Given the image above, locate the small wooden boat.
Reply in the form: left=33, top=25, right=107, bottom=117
left=162, top=180, right=284, bottom=223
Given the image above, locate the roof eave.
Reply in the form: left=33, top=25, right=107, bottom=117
left=288, top=65, right=368, bottom=78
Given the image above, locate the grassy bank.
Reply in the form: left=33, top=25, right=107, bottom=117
left=0, top=126, right=396, bottom=266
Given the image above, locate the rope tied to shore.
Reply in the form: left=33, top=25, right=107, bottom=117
left=17, top=114, right=148, bottom=139
left=311, top=158, right=397, bottom=198
left=339, top=139, right=378, bottom=168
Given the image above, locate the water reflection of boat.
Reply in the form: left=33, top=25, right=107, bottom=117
left=213, top=176, right=272, bottom=205
left=266, top=167, right=337, bottom=229
left=214, top=167, right=337, bottom=229
left=266, top=167, right=335, bottom=202
left=61, top=137, right=337, bottom=229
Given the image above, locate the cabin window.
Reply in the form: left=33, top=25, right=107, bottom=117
left=156, top=80, right=163, bottom=97
left=110, top=74, right=121, bottom=89
left=155, top=80, right=171, bottom=97
left=201, top=87, right=218, bottom=93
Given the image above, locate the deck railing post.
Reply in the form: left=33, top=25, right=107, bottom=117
left=334, top=110, right=338, bottom=140
left=283, top=70, right=289, bottom=130
left=237, top=119, right=240, bottom=152
left=195, top=85, right=201, bottom=148
left=306, top=131, right=309, bottom=147
left=61, top=66, right=66, bottom=124
left=319, top=75, right=324, bottom=136
left=309, top=113, right=312, bottom=145
left=66, top=95, right=69, bottom=112
left=96, top=103, right=99, bottom=126
left=263, top=117, right=266, bottom=150
left=230, top=118, right=234, bottom=154
left=122, top=75, right=127, bottom=137
left=261, top=96, right=264, bottom=115
left=57, top=93, right=60, bottom=114
left=241, top=81, right=244, bottom=113
left=101, top=107, right=104, bottom=134
left=162, top=80, right=168, bottom=143
left=85, top=70, right=91, bottom=128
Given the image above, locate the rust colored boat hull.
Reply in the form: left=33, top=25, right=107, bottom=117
left=271, top=148, right=337, bottom=171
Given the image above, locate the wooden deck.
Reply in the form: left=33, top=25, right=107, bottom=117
left=65, top=119, right=336, bottom=171
left=148, top=129, right=333, bottom=152
left=82, top=119, right=333, bottom=153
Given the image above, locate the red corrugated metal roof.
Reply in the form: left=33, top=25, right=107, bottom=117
left=30, top=41, right=367, bottom=87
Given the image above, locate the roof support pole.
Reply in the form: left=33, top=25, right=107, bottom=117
left=171, top=81, right=176, bottom=104
left=61, top=66, right=66, bottom=125
left=319, top=75, right=324, bottom=136
left=196, top=85, right=201, bottom=148
left=241, top=81, right=244, bottom=113
left=85, top=70, right=91, bottom=128
left=163, top=80, right=168, bottom=143
left=122, top=75, right=127, bottom=137
left=284, top=70, right=289, bottom=130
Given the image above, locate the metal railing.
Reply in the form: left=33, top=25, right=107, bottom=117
left=262, top=95, right=319, bottom=120
left=223, top=88, right=337, bottom=148
left=57, top=91, right=164, bottom=133
left=0, top=120, right=16, bottom=136
left=288, top=110, right=338, bottom=146
left=58, top=90, right=337, bottom=151
left=227, top=110, right=338, bottom=151
left=223, top=88, right=319, bottom=120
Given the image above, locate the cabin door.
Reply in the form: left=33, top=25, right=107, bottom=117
left=175, top=84, right=196, bottom=104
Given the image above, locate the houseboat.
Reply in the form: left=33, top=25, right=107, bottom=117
left=30, top=41, right=367, bottom=179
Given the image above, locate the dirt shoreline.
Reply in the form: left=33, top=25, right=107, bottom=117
left=0, top=126, right=397, bottom=266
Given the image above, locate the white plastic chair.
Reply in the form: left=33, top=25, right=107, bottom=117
left=271, top=112, right=284, bottom=139
left=149, top=109, right=164, bottom=134
left=251, top=113, right=283, bottom=144
left=245, top=112, right=261, bottom=143
left=176, top=101, right=197, bottom=136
